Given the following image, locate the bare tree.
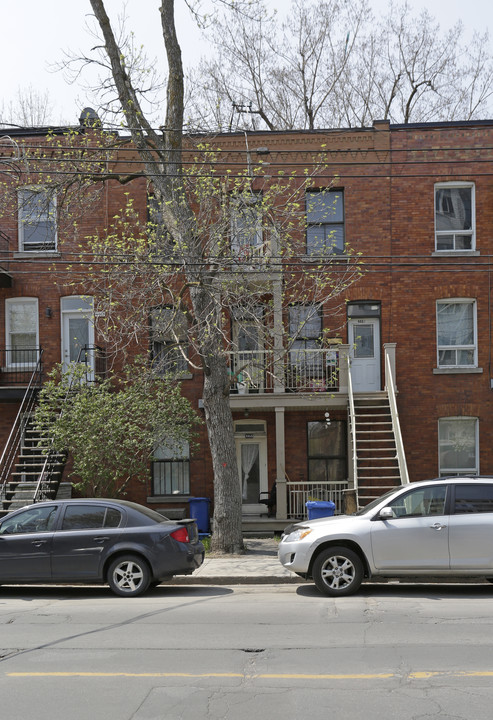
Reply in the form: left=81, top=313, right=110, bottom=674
left=0, top=86, right=55, bottom=128
left=22, top=0, right=362, bottom=553
left=186, top=0, right=493, bottom=131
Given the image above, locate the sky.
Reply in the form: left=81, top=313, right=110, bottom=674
left=1, top=0, right=493, bottom=126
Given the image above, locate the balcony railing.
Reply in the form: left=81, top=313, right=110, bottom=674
left=228, top=347, right=343, bottom=394
left=287, top=481, right=349, bottom=519
left=0, top=347, right=43, bottom=386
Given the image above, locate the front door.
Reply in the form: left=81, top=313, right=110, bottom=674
left=232, top=315, right=264, bottom=391
left=234, top=422, right=268, bottom=513
left=61, top=296, right=95, bottom=378
left=348, top=318, right=380, bottom=392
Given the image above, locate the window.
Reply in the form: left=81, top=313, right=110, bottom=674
left=152, top=440, right=190, bottom=495
left=454, top=484, right=493, bottom=514
left=147, top=192, right=174, bottom=254
left=5, top=298, right=39, bottom=367
left=436, top=299, right=477, bottom=367
left=230, top=193, right=263, bottom=258
left=435, top=183, right=474, bottom=251
left=18, top=188, right=57, bottom=252
left=151, top=307, right=188, bottom=375
left=306, top=189, right=344, bottom=256
left=439, top=417, right=478, bottom=477
left=0, top=505, right=58, bottom=534
left=307, top=421, right=347, bottom=483
left=387, top=485, right=447, bottom=518
left=61, top=504, right=122, bottom=530
left=289, top=305, right=322, bottom=372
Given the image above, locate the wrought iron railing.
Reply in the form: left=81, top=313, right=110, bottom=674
left=0, top=347, right=43, bottom=385
left=228, top=348, right=340, bottom=393
left=0, top=351, right=44, bottom=506
left=33, top=345, right=107, bottom=503
left=287, top=481, right=349, bottom=519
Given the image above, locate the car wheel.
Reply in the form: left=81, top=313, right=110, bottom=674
left=107, top=555, right=151, bottom=597
left=312, top=546, right=363, bottom=597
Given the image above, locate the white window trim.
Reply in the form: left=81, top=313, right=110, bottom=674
left=18, top=186, right=57, bottom=253
left=436, top=298, right=477, bottom=369
left=438, top=416, right=479, bottom=477
left=5, top=297, right=39, bottom=369
left=434, top=181, right=475, bottom=253
left=230, top=193, right=264, bottom=258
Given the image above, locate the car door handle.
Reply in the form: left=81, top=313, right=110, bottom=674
left=31, top=540, right=47, bottom=547
left=93, top=536, right=110, bottom=543
left=430, top=523, right=447, bottom=531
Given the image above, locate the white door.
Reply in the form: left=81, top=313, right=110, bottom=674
left=348, top=318, right=380, bottom=392
left=61, top=297, right=95, bottom=378
left=235, top=430, right=268, bottom=513
left=232, top=318, right=264, bottom=390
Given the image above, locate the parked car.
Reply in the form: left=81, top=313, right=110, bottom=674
left=0, top=499, right=204, bottom=596
left=279, top=477, right=493, bottom=596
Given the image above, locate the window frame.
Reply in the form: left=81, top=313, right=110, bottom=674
left=5, top=297, right=39, bottom=368
left=438, top=417, right=479, bottom=477
left=18, top=187, right=57, bottom=253
left=230, top=192, right=264, bottom=258
left=151, top=439, right=191, bottom=496
left=436, top=298, right=477, bottom=368
left=434, top=182, right=475, bottom=252
left=150, top=306, right=189, bottom=376
left=288, top=304, right=323, bottom=371
left=305, top=188, right=345, bottom=257
left=307, top=420, right=347, bottom=484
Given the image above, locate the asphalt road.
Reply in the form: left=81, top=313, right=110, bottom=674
left=1, top=582, right=493, bottom=719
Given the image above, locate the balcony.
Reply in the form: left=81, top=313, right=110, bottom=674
left=0, top=348, right=43, bottom=387
left=228, top=346, right=348, bottom=394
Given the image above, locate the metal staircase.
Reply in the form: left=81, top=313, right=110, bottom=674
left=353, top=395, right=402, bottom=504
left=1, top=418, right=66, bottom=515
left=0, top=352, right=68, bottom=518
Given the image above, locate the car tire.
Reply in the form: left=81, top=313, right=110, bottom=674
left=312, top=546, right=363, bottom=597
left=107, top=555, right=151, bottom=597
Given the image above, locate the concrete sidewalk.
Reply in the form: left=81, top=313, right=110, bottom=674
left=168, top=538, right=303, bottom=586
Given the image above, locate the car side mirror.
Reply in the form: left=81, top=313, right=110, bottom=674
left=379, top=507, right=394, bottom=520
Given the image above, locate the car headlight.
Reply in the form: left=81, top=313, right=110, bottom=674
left=283, top=526, right=312, bottom=542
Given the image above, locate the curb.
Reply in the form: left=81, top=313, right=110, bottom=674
left=166, top=575, right=304, bottom=586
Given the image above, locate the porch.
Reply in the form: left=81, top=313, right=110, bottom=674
left=228, top=344, right=405, bottom=532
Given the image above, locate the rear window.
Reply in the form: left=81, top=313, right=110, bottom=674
left=454, top=484, right=493, bottom=514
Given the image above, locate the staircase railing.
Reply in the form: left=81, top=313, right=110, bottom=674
left=0, top=351, right=44, bottom=506
left=347, top=354, right=359, bottom=508
left=33, top=345, right=106, bottom=502
left=385, top=351, right=409, bottom=485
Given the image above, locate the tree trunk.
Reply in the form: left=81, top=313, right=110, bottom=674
left=202, top=355, right=244, bottom=554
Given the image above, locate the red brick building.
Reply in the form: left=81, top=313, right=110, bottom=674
left=1, top=117, right=491, bottom=531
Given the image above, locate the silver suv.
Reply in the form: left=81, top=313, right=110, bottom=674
left=278, top=477, right=493, bottom=596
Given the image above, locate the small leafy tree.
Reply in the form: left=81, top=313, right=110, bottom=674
left=34, top=363, right=199, bottom=498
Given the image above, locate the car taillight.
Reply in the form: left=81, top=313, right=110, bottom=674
left=171, top=527, right=189, bottom=543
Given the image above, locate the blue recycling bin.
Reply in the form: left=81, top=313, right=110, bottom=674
left=189, top=497, right=211, bottom=534
left=306, top=500, right=336, bottom=520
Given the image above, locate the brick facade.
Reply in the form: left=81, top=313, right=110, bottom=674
left=1, top=118, right=493, bottom=520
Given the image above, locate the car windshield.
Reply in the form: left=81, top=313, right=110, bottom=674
left=354, top=488, right=400, bottom=516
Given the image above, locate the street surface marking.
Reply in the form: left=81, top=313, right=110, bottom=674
left=6, top=671, right=493, bottom=680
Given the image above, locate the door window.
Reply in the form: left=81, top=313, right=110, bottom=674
left=453, top=484, right=493, bottom=514
left=61, top=505, right=122, bottom=530
left=0, top=505, right=58, bottom=534
left=387, top=485, right=447, bottom=518
left=353, top=324, right=374, bottom=358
